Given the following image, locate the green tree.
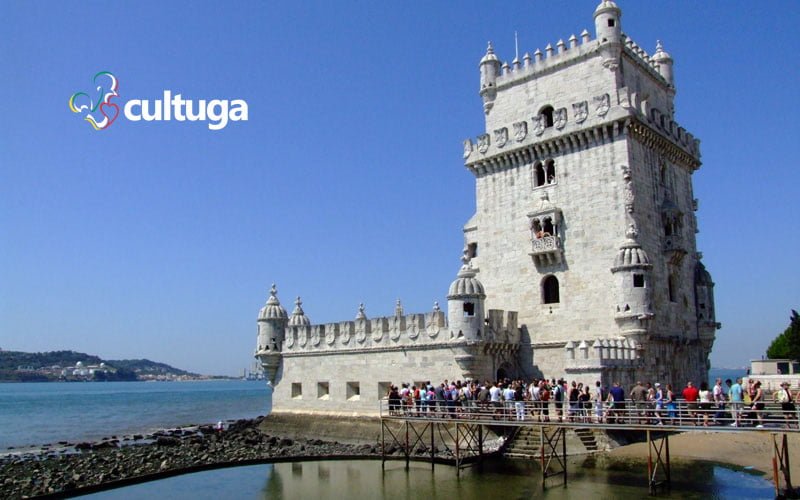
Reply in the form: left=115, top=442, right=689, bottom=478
left=767, top=310, right=800, bottom=359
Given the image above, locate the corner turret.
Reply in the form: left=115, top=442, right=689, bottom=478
left=479, top=42, right=501, bottom=115
left=652, top=40, right=674, bottom=87
left=255, top=284, right=288, bottom=382
left=447, top=255, right=486, bottom=341
left=610, top=224, right=653, bottom=340
left=593, top=0, right=622, bottom=44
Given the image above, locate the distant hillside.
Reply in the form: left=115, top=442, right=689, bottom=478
left=0, top=350, right=200, bottom=382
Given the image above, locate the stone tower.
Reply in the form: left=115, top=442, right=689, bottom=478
left=461, top=0, right=719, bottom=387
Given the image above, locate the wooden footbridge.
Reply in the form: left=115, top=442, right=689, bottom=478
left=378, top=401, right=798, bottom=497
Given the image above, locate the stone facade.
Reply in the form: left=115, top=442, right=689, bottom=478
left=256, top=1, right=719, bottom=415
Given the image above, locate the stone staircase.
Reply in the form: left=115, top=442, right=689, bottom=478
left=573, top=427, right=598, bottom=452
left=502, top=426, right=599, bottom=458
left=503, top=426, right=542, bottom=458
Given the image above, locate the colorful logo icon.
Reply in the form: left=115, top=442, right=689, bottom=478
left=68, top=71, right=120, bottom=130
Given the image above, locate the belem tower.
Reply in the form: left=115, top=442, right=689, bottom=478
left=255, top=1, right=720, bottom=415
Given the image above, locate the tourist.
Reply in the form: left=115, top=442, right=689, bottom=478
left=553, top=379, right=565, bottom=422
left=593, top=381, right=604, bottom=423
left=630, top=381, right=647, bottom=424
left=653, top=383, right=664, bottom=425
left=775, top=382, right=797, bottom=429
left=728, top=378, right=743, bottom=427
left=503, top=382, right=516, bottom=419
left=529, top=379, right=542, bottom=421
left=489, top=382, right=502, bottom=418
left=607, top=382, right=625, bottom=424
left=665, top=384, right=677, bottom=424
left=712, top=378, right=726, bottom=424
left=579, top=386, right=591, bottom=423
left=434, top=383, right=446, bottom=416
left=513, top=381, right=525, bottom=421
left=477, top=382, right=490, bottom=414
left=568, top=381, right=580, bottom=422
left=540, top=381, right=551, bottom=422
left=388, top=385, right=401, bottom=415
left=682, top=381, right=699, bottom=425
left=698, top=382, right=712, bottom=427
left=750, top=381, right=765, bottom=428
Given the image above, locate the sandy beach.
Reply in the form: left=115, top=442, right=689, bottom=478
left=607, top=430, right=800, bottom=480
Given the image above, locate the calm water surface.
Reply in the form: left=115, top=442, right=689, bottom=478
left=81, top=458, right=774, bottom=499
left=0, top=380, right=269, bottom=449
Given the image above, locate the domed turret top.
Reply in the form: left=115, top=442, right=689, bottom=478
left=480, top=41, right=499, bottom=64
left=613, top=224, right=652, bottom=268
left=448, top=256, right=486, bottom=299
left=288, top=296, right=311, bottom=326
left=258, top=284, right=288, bottom=321
left=594, top=0, right=621, bottom=17
left=652, top=40, right=673, bottom=62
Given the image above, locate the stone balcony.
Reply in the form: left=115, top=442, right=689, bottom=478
left=529, top=235, right=563, bottom=266
left=663, top=233, right=687, bottom=264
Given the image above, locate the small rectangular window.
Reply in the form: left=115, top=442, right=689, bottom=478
left=346, top=381, right=360, bottom=401
left=608, top=19, right=615, bottom=27
left=633, top=274, right=644, bottom=288
left=463, top=302, right=475, bottom=317
left=291, top=383, right=302, bottom=399
left=467, top=242, right=478, bottom=259
left=777, top=362, right=790, bottom=375
left=317, top=381, right=330, bottom=400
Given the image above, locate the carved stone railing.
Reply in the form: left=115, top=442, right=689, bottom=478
left=663, top=234, right=686, bottom=264
left=529, top=235, right=563, bottom=266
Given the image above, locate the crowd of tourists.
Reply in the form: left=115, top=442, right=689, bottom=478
left=384, top=377, right=799, bottom=429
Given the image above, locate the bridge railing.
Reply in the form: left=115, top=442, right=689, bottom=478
left=378, top=398, right=800, bottom=429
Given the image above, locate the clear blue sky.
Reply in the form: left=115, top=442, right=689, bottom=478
left=1, top=1, right=798, bottom=376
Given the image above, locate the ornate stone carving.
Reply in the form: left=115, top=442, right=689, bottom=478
left=298, top=329, right=307, bottom=347
left=311, top=328, right=320, bottom=347
left=356, top=329, right=366, bottom=344
left=463, top=139, right=473, bottom=159
left=513, top=121, right=527, bottom=142
left=325, top=328, right=336, bottom=345
left=340, top=327, right=351, bottom=345
left=573, top=101, right=588, bottom=123
left=554, top=108, right=567, bottom=129
left=594, top=93, right=610, bottom=117
left=494, top=127, right=508, bottom=148
left=532, top=115, right=545, bottom=136
left=621, top=165, right=634, bottom=213
left=477, top=134, right=490, bottom=153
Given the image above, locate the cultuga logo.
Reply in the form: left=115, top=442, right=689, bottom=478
left=68, top=72, right=248, bottom=131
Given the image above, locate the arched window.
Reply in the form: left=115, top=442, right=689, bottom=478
left=545, top=160, right=556, bottom=184
left=534, top=162, right=546, bottom=187
left=542, top=275, right=560, bottom=304
left=541, top=106, right=554, bottom=128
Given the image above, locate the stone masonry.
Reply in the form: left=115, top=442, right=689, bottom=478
left=256, top=1, right=719, bottom=416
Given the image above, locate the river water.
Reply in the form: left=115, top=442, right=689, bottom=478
left=0, top=380, right=269, bottom=450
left=82, top=458, right=774, bottom=499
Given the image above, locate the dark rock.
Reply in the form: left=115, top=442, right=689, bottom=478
left=156, top=437, right=180, bottom=447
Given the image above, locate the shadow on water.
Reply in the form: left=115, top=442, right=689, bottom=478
left=83, top=457, right=775, bottom=500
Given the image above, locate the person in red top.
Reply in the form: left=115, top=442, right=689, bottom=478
left=682, top=381, right=700, bottom=425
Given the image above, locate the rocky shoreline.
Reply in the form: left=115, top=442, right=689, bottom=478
left=0, top=417, right=402, bottom=498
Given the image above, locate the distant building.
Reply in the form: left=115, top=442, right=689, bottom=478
left=745, top=359, right=800, bottom=392
left=255, top=1, right=719, bottom=415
